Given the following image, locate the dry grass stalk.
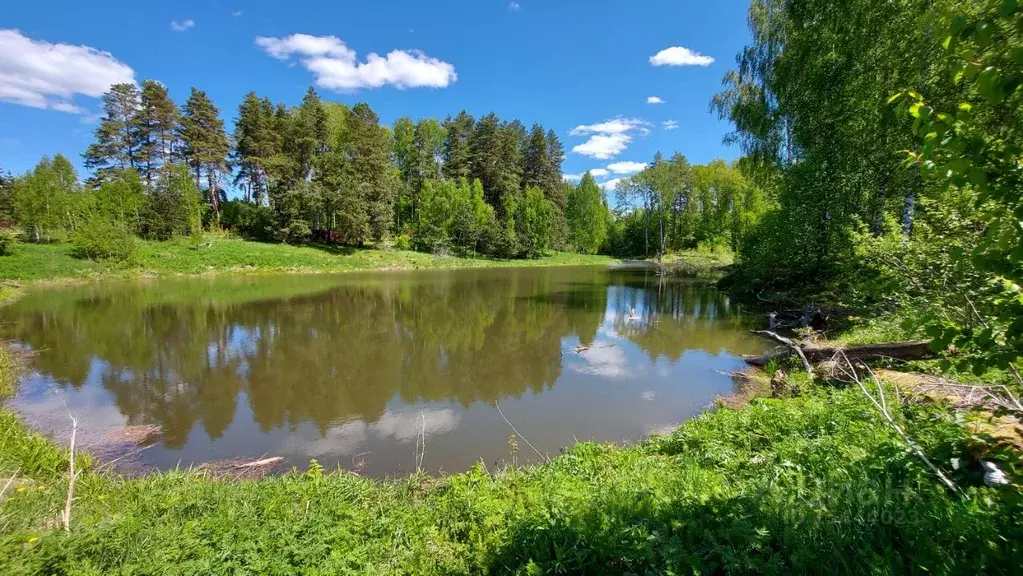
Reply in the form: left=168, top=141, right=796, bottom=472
left=62, top=415, right=78, bottom=531
left=0, top=468, right=20, bottom=500
left=414, top=411, right=427, bottom=474
left=494, top=401, right=549, bottom=463
left=834, top=352, right=961, bottom=496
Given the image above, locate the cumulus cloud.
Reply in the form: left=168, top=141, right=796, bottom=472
left=607, top=161, right=647, bottom=174
left=170, top=19, right=195, bottom=32
left=590, top=168, right=610, bottom=178
left=646, top=96, right=664, bottom=104
left=256, top=33, right=457, bottom=91
left=232, top=10, right=243, bottom=17
left=509, top=2, right=521, bottom=10
left=599, top=178, right=624, bottom=192
left=569, top=117, right=649, bottom=160
left=563, top=174, right=582, bottom=182
left=650, top=46, right=714, bottom=67
left=663, top=120, right=679, bottom=130
left=0, top=29, right=135, bottom=114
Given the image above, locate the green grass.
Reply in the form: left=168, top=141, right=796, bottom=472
left=0, top=239, right=620, bottom=285
left=1, top=347, right=1019, bottom=574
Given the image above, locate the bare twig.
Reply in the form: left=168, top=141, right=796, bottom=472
left=62, top=416, right=78, bottom=531
left=0, top=468, right=19, bottom=500
left=752, top=330, right=813, bottom=374
left=836, top=352, right=961, bottom=496
left=95, top=443, right=157, bottom=472
left=494, top=402, right=549, bottom=463
left=414, top=411, right=427, bottom=474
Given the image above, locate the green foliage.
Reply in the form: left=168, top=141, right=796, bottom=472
left=1, top=386, right=1018, bottom=574
left=178, top=87, right=230, bottom=219
left=717, top=0, right=963, bottom=290
left=516, top=186, right=555, bottom=258
left=93, top=169, right=145, bottom=233
left=565, top=172, right=610, bottom=254
left=393, top=232, right=411, bottom=251
left=0, top=229, right=16, bottom=256
left=11, top=154, right=84, bottom=242
left=889, top=1, right=1023, bottom=374
left=142, top=164, right=203, bottom=241
left=70, top=215, right=136, bottom=262
left=608, top=155, right=762, bottom=259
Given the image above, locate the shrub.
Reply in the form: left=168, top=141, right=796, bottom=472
left=393, top=233, right=411, bottom=251
left=0, top=228, right=16, bottom=255
left=71, top=216, right=135, bottom=262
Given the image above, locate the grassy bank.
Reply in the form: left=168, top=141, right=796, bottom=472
left=0, top=239, right=621, bottom=285
left=1, top=343, right=1020, bottom=574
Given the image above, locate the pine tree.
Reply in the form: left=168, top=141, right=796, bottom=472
left=544, top=129, right=566, bottom=209
left=521, top=124, right=549, bottom=192
left=83, top=83, right=141, bottom=183
left=291, top=87, right=328, bottom=180
left=179, top=88, right=230, bottom=219
left=135, top=80, right=180, bottom=185
left=442, top=111, right=475, bottom=181
left=233, top=92, right=278, bottom=204
left=348, top=103, right=393, bottom=241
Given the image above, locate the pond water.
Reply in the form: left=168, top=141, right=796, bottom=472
left=2, top=265, right=768, bottom=478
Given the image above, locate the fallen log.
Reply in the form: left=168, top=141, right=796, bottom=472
left=751, top=330, right=813, bottom=373
left=743, top=339, right=935, bottom=367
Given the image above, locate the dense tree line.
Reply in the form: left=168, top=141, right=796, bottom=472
left=606, top=155, right=766, bottom=259
left=717, top=0, right=1023, bottom=375
left=0, top=77, right=767, bottom=261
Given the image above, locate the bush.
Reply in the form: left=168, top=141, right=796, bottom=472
left=71, top=216, right=135, bottom=262
left=393, top=233, right=411, bottom=251
left=0, top=228, right=16, bottom=255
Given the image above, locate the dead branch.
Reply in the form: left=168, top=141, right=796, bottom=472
left=95, top=443, right=157, bottom=472
left=751, top=330, right=812, bottom=374
left=494, top=401, right=549, bottom=463
left=62, top=416, right=78, bottom=531
left=234, top=456, right=284, bottom=469
left=835, top=352, right=961, bottom=496
left=744, top=339, right=935, bottom=367
left=0, top=468, right=19, bottom=500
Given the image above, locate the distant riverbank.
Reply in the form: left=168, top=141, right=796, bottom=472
left=0, top=237, right=622, bottom=288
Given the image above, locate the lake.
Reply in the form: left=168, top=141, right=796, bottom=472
left=2, top=265, right=768, bottom=478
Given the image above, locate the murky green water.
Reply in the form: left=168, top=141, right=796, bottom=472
left=3, top=266, right=768, bottom=477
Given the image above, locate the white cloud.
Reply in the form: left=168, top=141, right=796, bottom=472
left=256, top=33, right=457, bottom=91
left=570, top=118, right=646, bottom=136
left=563, top=174, right=582, bottom=182
left=569, top=117, right=649, bottom=160
left=607, top=161, right=647, bottom=174
left=573, top=340, right=629, bottom=378
left=232, top=10, right=243, bottom=17
left=663, top=120, right=679, bottom=130
left=509, top=2, right=521, bottom=10
left=646, top=96, right=664, bottom=104
left=0, top=29, right=135, bottom=114
left=590, top=168, right=610, bottom=178
left=170, top=19, right=195, bottom=32
left=600, top=178, right=624, bottom=191
left=650, top=46, right=714, bottom=67
left=572, top=134, right=631, bottom=160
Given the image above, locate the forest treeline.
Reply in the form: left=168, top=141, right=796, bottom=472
left=715, top=0, right=1023, bottom=376
left=0, top=81, right=766, bottom=261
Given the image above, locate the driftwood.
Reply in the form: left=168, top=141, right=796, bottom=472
left=751, top=331, right=813, bottom=373
left=744, top=338, right=935, bottom=367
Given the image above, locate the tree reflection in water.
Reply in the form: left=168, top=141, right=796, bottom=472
left=3, top=266, right=767, bottom=477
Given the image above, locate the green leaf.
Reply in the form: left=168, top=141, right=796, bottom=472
left=998, top=0, right=1019, bottom=17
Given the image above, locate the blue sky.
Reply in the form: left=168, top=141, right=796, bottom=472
left=0, top=0, right=751, bottom=191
